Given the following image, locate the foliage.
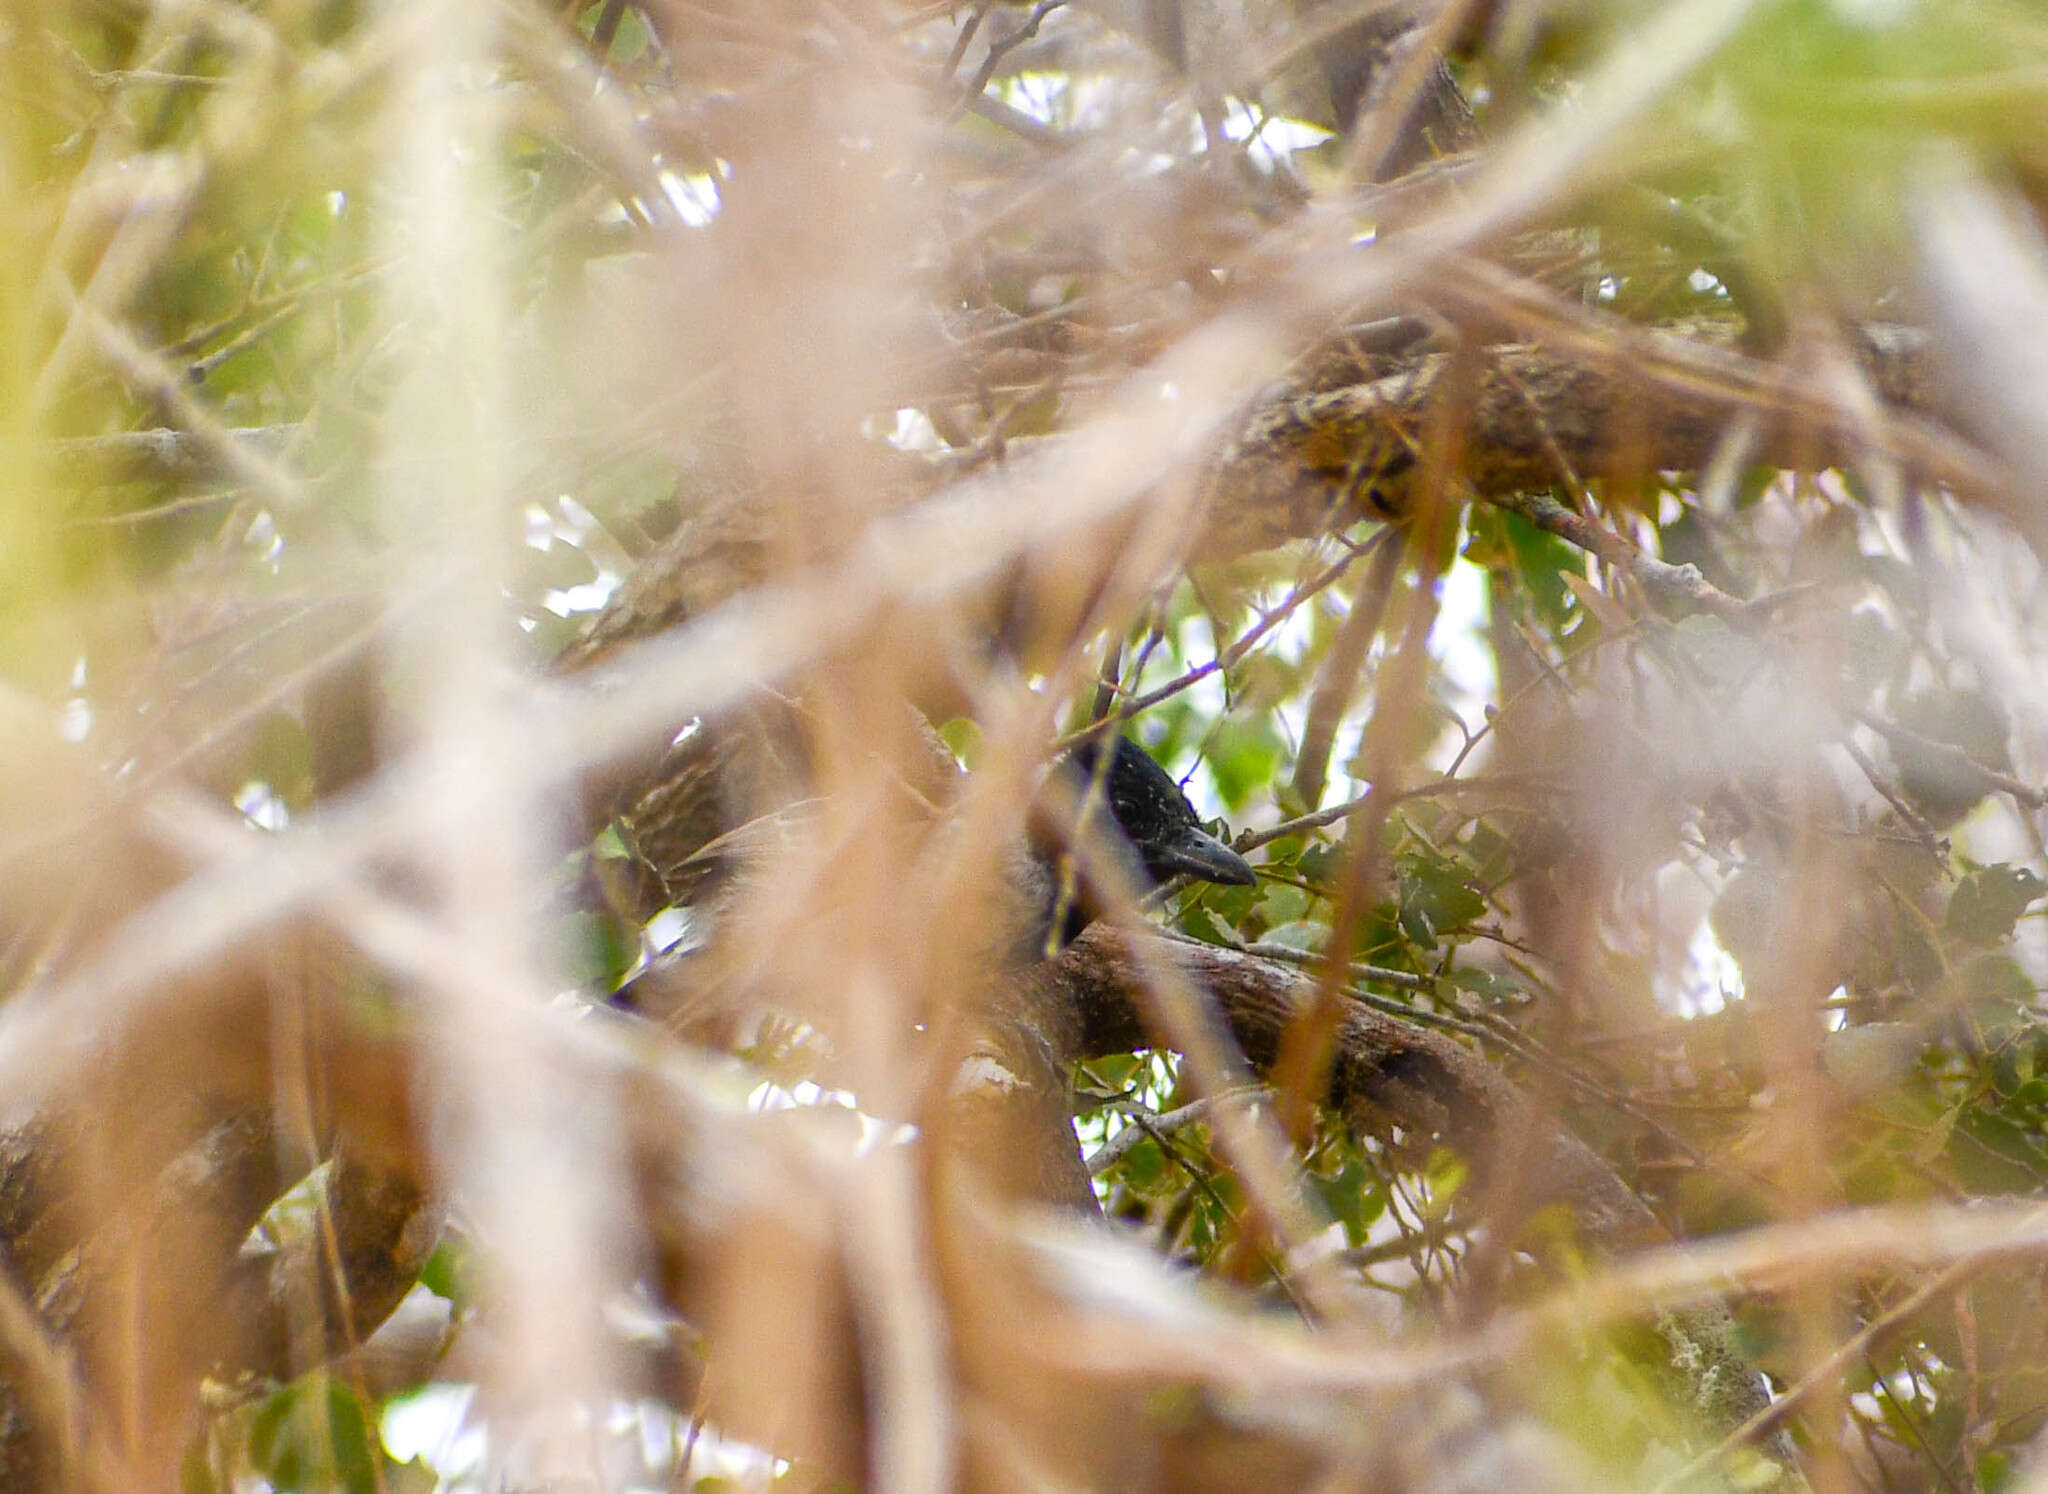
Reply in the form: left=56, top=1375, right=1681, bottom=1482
left=11, top=0, right=2048, bottom=1491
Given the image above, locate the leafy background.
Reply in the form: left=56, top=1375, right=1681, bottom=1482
left=9, top=1, right=2048, bottom=1491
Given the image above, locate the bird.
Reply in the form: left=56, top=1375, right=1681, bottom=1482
left=1030, top=734, right=1258, bottom=955
left=950, top=732, right=1257, bottom=1211
left=598, top=724, right=1258, bottom=1218
left=609, top=725, right=1256, bottom=1027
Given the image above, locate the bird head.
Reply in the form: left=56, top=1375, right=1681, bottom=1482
left=1032, top=736, right=1256, bottom=951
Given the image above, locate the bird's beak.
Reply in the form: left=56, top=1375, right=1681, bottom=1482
left=1151, top=825, right=1258, bottom=887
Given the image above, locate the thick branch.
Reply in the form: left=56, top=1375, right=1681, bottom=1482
left=1056, top=927, right=1664, bottom=1250
left=1196, top=314, right=2000, bottom=563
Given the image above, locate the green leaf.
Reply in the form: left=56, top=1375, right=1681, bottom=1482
left=1080, top=1054, right=1143, bottom=1095
left=1732, top=465, right=1778, bottom=509
left=1296, top=843, right=1341, bottom=891
left=1946, top=866, right=2045, bottom=946
left=1187, top=1192, right=1219, bottom=1254
left=1261, top=919, right=1327, bottom=953
left=1118, top=1134, right=1166, bottom=1188
left=1310, top=1157, right=1379, bottom=1246
left=1977, top=1448, right=2015, bottom=1494
left=1176, top=904, right=1231, bottom=946
left=1204, top=716, right=1286, bottom=810
left=1257, top=882, right=1313, bottom=929
left=1441, top=966, right=1522, bottom=1007
left=1963, top=954, right=2036, bottom=1024
left=1464, top=506, right=1582, bottom=636
left=936, top=716, right=981, bottom=766
left=1395, top=848, right=1486, bottom=946
left=249, top=1376, right=386, bottom=1494
left=1199, top=878, right=1262, bottom=925
left=1422, top=1148, right=1467, bottom=1209
left=418, top=1238, right=475, bottom=1309
left=1950, top=1109, right=2048, bottom=1194
left=1892, top=689, right=2012, bottom=826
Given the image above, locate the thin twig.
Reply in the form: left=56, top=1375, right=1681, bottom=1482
left=1054, top=538, right=1375, bottom=751
left=952, top=1, right=1067, bottom=116
left=1086, top=1085, right=1269, bottom=1175
left=1854, top=708, right=2047, bottom=810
